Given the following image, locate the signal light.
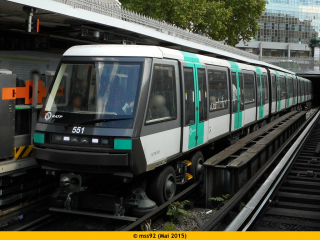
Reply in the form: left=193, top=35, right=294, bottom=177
left=24, top=19, right=40, bottom=33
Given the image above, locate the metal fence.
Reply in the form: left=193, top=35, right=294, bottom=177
left=52, top=0, right=259, bottom=60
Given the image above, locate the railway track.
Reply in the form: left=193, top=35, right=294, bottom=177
left=225, top=109, right=320, bottom=231
left=200, top=108, right=318, bottom=231
left=3, top=109, right=317, bottom=231
left=3, top=180, right=203, bottom=231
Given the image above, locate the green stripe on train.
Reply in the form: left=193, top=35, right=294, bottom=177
left=180, top=51, right=204, bottom=149
left=229, top=61, right=242, bottom=130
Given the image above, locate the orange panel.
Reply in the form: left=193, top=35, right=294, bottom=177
left=2, top=87, right=16, bottom=100
left=1, top=80, right=47, bottom=104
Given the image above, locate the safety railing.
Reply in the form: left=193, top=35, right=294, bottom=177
left=51, top=0, right=259, bottom=60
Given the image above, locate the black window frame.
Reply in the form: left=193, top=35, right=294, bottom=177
left=208, top=67, right=229, bottom=112
left=145, top=63, right=178, bottom=125
left=243, top=72, right=256, bottom=105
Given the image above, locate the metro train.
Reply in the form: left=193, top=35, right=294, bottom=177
left=33, top=45, right=312, bottom=216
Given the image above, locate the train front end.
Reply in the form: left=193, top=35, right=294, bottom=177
left=33, top=46, right=156, bottom=216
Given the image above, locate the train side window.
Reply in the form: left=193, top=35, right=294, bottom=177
left=184, top=67, right=195, bottom=125
left=208, top=69, right=229, bottom=112
left=280, top=76, right=286, bottom=100
left=146, top=64, right=177, bottom=124
left=272, top=75, right=276, bottom=101
left=243, top=73, right=255, bottom=104
left=198, top=69, right=207, bottom=122
left=263, top=74, right=268, bottom=101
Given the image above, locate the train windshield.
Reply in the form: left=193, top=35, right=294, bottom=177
left=39, top=61, right=142, bottom=128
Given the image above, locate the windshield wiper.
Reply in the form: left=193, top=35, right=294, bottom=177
left=64, top=117, right=133, bottom=128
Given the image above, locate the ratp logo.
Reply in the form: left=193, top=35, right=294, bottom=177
left=45, top=112, right=52, bottom=121
left=45, top=112, right=63, bottom=121
left=189, top=128, right=196, bottom=136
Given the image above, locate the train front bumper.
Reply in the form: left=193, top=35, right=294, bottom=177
left=34, top=147, right=128, bottom=170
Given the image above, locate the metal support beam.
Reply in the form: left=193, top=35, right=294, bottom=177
left=31, top=71, right=39, bottom=143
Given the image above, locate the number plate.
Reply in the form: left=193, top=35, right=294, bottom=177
left=72, top=126, right=85, bottom=134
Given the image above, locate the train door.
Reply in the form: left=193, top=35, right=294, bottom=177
left=207, top=66, right=230, bottom=140
left=274, top=71, right=281, bottom=112
left=285, top=75, right=289, bottom=108
left=181, top=61, right=208, bottom=151
left=280, top=76, right=287, bottom=110
left=293, top=77, right=297, bottom=105
left=271, top=74, right=277, bottom=114
left=229, top=62, right=244, bottom=131
left=242, top=71, right=256, bottom=125
left=262, top=73, right=269, bottom=117
left=301, top=79, right=305, bottom=102
left=286, top=75, right=293, bottom=108
left=307, top=81, right=310, bottom=101
left=297, top=77, right=301, bottom=104
left=140, top=59, right=181, bottom=168
left=229, top=61, right=244, bottom=131
left=255, top=67, right=265, bottom=121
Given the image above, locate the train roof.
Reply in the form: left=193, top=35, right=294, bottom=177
left=64, top=45, right=295, bottom=75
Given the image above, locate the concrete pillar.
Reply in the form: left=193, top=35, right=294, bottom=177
left=259, top=42, right=262, bottom=61
left=288, top=44, right=291, bottom=60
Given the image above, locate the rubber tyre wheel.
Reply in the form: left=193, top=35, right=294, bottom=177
left=261, top=120, right=267, bottom=127
left=269, top=116, right=275, bottom=123
left=147, top=165, right=176, bottom=206
left=252, top=124, right=259, bottom=132
left=188, top=151, right=204, bottom=182
left=130, top=205, right=158, bottom=218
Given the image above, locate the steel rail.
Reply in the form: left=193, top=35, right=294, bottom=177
left=200, top=108, right=318, bottom=231
left=225, top=110, right=320, bottom=231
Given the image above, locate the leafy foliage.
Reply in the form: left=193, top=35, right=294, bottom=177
left=209, top=194, right=231, bottom=205
left=167, top=200, right=191, bottom=222
left=162, top=222, right=179, bottom=231
left=209, top=196, right=224, bottom=202
left=120, top=0, right=267, bottom=46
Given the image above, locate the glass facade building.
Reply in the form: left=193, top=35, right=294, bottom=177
left=257, top=0, right=320, bottom=44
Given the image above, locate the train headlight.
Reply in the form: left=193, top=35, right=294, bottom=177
left=71, top=136, right=79, bottom=143
left=52, top=134, right=62, bottom=143
left=63, top=136, right=70, bottom=142
left=92, top=138, right=99, bottom=144
left=80, top=137, right=89, bottom=145
left=101, top=138, right=109, bottom=145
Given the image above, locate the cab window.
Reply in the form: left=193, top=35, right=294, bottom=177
left=146, top=64, right=177, bottom=124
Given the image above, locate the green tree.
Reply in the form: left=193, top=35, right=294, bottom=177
left=120, top=0, right=267, bottom=46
